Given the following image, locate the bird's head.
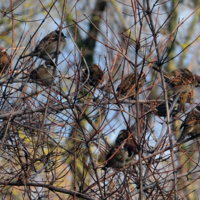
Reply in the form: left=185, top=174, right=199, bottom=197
left=55, top=30, right=67, bottom=38
left=115, top=130, right=129, bottom=145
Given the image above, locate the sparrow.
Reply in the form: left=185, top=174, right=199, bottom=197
left=178, top=107, right=200, bottom=142
left=0, top=47, right=10, bottom=74
left=28, top=61, right=57, bottom=86
left=81, top=64, right=104, bottom=87
left=20, top=30, right=66, bottom=60
left=103, top=130, right=138, bottom=169
left=177, top=91, right=195, bottom=113
left=116, top=72, right=146, bottom=99
left=153, top=67, right=200, bottom=94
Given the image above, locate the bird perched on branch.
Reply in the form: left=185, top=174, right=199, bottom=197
left=27, top=61, right=56, bottom=86
left=0, top=47, right=10, bottom=74
left=153, top=67, right=200, bottom=112
left=153, top=67, right=200, bottom=94
left=81, top=64, right=104, bottom=87
left=103, top=130, right=138, bottom=169
left=178, top=106, right=200, bottom=142
left=20, top=30, right=66, bottom=60
left=116, top=72, right=146, bottom=99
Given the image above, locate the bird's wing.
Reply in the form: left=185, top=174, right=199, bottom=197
left=180, top=110, right=197, bottom=129
left=169, top=69, right=195, bottom=86
left=117, top=73, right=135, bottom=92
left=33, top=31, right=58, bottom=53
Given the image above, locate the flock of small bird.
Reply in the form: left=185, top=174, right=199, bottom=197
left=1, top=28, right=200, bottom=170
left=0, top=30, right=66, bottom=86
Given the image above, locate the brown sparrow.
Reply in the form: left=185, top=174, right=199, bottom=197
left=29, top=61, right=57, bottom=86
left=178, top=107, right=200, bottom=142
left=153, top=67, right=200, bottom=94
left=104, top=130, right=138, bottom=169
left=20, top=30, right=66, bottom=60
left=81, top=64, right=104, bottom=87
left=117, top=72, right=146, bottom=99
left=0, top=47, right=10, bottom=74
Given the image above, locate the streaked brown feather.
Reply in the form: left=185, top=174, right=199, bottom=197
left=178, top=109, right=200, bottom=141
left=117, top=72, right=145, bottom=99
left=0, top=50, right=10, bottom=74
left=81, top=64, right=104, bottom=87
left=163, top=68, right=198, bottom=93
left=30, top=62, right=56, bottom=86
left=103, top=130, right=138, bottom=169
left=21, top=30, right=66, bottom=60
